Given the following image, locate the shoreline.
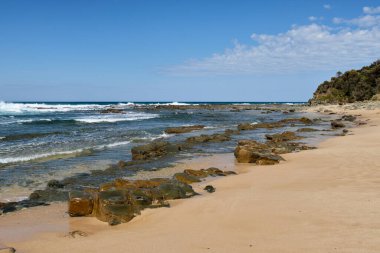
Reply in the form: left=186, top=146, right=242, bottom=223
left=1, top=104, right=380, bottom=252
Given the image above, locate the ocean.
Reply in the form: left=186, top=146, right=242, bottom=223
left=0, top=101, right=328, bottom=202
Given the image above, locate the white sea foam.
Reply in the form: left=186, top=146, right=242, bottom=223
left=0, top=101, right=108, bottom=114
left=0, top=140, right=132, bottom=164
left=0, top=149, right=86, bottom=164
left=75, top=112, right=158, bottom=123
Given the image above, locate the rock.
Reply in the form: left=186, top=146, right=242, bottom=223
left=341, top=115, right=356, bottom=122
left=47, top=179, right=64, bottom=189
left=238, top=122, right=283, bottom=131
left=265, top=131, right=301, bottom=142
left=331, top=121, right=345, bottom=128
left=157, top=181, right=197, bottom=200
left=186, top=133, right=230, bottom=143
left=95, top=190, right=139, bottom=224
left=117, top=160, right=128, bottom=168
left=131, top=141, right=184, bottom=160
left=0, top=247, right=16, bottom=253
left=234, top=140, right=284, bottom=164
left=164, top=125, right=205, bottom=134
left=204, top=185, right=215, bottom=193
left=296, top=128, right=318, bottom=132
left=184, top=169, right=209, bottom=178
left=68, top=230, right=88, bottom=238
left=100, top=108, right=124, bottom=114
left=0, top=202, right=17, bottom=214
left=173, top=173, right=201, bottom=184
left=68, top=191, right=94, bottom=217
left=224, top=129, right=240, bottom=135
left=279, top=117, right=313, bottom=124
left=342, top=129, right=349, bottom=134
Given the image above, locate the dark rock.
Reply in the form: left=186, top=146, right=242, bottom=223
left=204, top=185, right=215, bottom=193
left=95, top=190, right=139, bottom=224
left=279, top=117, right=313, bottom=125
left=47, top=179, right=64, bottom=189
left=296, top=128, right=319, bottom=132
left=0, top=247, right=16, bottom=253
left=238, top=122, right=283, bottom=131
left=164, top=125, right=205, bottom=134
left=100, top=108, right=124, bottom=114
left=331, top=121, right=345, bottom=128
left=157, top=181, right=197, bottom=200
left=265, top=131, right=301, bottom=142
left=186, top=133, right=231, bottom=143
left=173, top=173, right=201, bottom=184
left=131, top=141, right=184, bottom=160
left=341, top=115, right=356, bottom=122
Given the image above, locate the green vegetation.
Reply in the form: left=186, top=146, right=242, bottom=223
left=309, top=60, right=380, bottom=104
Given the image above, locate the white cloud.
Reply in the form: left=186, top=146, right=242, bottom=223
left=363, top=6, right=380, bottom=14
left=167, top=7, right=380, bottom=75
left=333, top=15, right=380, bottom=27
left=323, top=4, right=331, bottom=10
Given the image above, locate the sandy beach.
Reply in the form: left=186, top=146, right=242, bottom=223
left=1, top=105, right=380, bottom=253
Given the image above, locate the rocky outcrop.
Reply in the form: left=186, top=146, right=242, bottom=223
left=68, top=168, right=236, bottom=225
left=186, top=133, right=231, bottom=143
left=164, top=125, right=205, bottom=134
left=238, top=122, right=283, bottom=131
left=238, top=117, right=313, bottom=131
left=309, top=60, right=380, bottom=104
left=234, top=140, right=284, bottom=165
left=234, top=131, right=314, bottom=165
left=265, top=131, right=301, bottom=142
left=100, top=108, right=124, bottom=114
left=131, top=141, right=185, bottom=160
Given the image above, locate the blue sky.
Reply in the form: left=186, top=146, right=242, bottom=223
left=1, top=0, right=380, bottom=102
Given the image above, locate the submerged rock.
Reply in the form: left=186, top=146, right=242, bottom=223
left=186, top=133, right=231, bottom=143
left=296, top=128, right=319, bottom=132
left=164, top=125, right=205, bottom=134
left=131, top=141, right=184, bottom=160
left=331, top=121, right=345, bottom=128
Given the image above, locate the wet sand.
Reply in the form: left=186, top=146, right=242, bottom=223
left=1, top=106, right=380, bottom=253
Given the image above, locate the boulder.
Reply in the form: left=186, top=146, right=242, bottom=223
left=204, top=185, right=215, bottom=193
left=95, top=190, right=139, bottom=225
left=331, top=121, right=345, bottom=128
left=47, top=179, right=64, bottom=189
left=164, top=125, right=205, bottom=134
left=234, top=140, right=284, bottom=164
left=68, top=191, right=94, bottom=217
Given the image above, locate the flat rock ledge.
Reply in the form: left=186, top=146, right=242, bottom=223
left=68, top=168, right=236, bottom=225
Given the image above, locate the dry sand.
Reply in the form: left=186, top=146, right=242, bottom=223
left=1, top=106, right=380, bottom=253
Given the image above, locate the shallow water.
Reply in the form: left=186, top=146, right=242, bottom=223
left=0, top=101, right=334, bottom=202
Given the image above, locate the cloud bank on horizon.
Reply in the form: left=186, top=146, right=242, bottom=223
left=168, top=5, right=380, bottom=75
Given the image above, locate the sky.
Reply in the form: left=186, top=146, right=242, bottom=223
left=1, top=0, right=380, bottom=102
